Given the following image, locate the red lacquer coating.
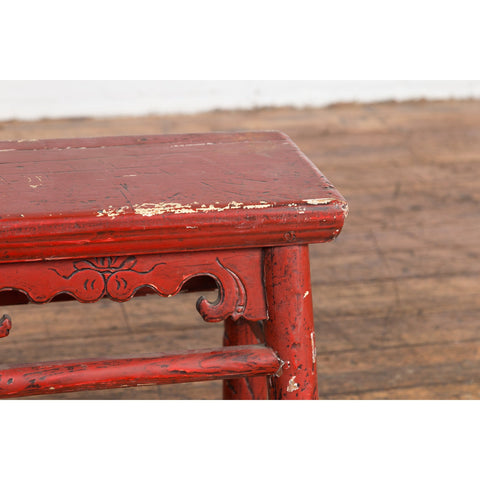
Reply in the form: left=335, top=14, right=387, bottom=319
left=223, top=317, right=268, bottom=399
left=0, top=249, right=267, bottom=323
left=0, top=314, right=12, bottom=338
left=0, top=131, right=347, bottom=400
left=264, top=245, right=318, bottom=399
left=0, top=131, right=347, bottom=262
left=0, top=345, right=281, bottom=398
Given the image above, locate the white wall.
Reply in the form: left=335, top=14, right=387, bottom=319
left=1, top=80, right=480, bottom=121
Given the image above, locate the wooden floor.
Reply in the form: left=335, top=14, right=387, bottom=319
left=1, top=99, right=479, bottom=399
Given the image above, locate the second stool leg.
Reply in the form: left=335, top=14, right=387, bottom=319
left=264, top=245, right=319, bottom=399
left=223, top=317, right=268, bottom=399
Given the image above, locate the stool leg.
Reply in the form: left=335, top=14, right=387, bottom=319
left=223, top=317, right=268, bottom=399
left=264, top=245, right=319, bottom=399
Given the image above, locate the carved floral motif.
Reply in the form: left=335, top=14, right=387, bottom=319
left=0, top=249, right=267, bottom=323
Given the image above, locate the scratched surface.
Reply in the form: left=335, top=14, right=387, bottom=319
left=0, top=131, right=342, bottom=215
left=1, top=100, right=480, bottom=399
left=0, top=131, right=346, bottom=261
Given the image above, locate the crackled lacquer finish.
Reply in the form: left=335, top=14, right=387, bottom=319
left=0, top=131, right=347, bottom=262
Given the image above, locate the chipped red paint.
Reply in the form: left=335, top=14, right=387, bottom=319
left=0, top=345, right=281, bottom=398
left=223, top=317, right=268, bottom=399
left=0, top=131, right=347, bottom=399
left=0, top=131, right=347, bottom=262
left=264, top=245, right=318, bottom=399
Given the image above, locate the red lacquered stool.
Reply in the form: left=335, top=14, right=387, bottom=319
left=0, top=131, right=347, bottom=399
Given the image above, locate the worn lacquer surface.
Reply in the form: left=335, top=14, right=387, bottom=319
left=264, top=245, right=318, bottom=399
left=223, top=317, right=268, bottom=399
left=0, top=131, right=347, bottom=261
left=0, top=249, right=267, bottom=323
left=0, top=345, right=281, bottom=398
left=0, top=131, right=346, bottom=400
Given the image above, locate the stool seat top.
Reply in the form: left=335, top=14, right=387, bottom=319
left=0, top=131, right=347, bottom=262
